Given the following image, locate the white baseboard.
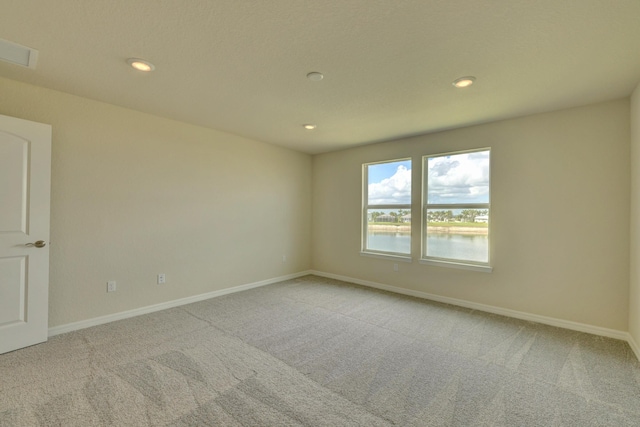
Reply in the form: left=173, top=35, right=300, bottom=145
left=309, top=270, right=630, bottom=342
left=627, top=333, right=640, bottom=361
left=48, top=271, right=313, bottom=337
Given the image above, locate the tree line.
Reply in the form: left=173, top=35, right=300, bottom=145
left=427, top=209, right=488, bottom=223
left=369, top=209, right=488, bottom=223
left=369, top=209, right=410, bottom=222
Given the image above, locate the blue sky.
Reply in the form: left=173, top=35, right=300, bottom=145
left=367, top=151, right=489, bottom=206
left=368, top=160, right=411, bottom=185
left=367, top=160, right=411, bottom=205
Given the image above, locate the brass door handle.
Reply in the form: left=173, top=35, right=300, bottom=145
left=25, top=240, right=46, bottom=248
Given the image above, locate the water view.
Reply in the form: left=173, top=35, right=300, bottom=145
left=426, top=233, right=488, bottom=263
left=367, top=231, right=411, bottom=254
left=367, top=231, right=488, bottom=262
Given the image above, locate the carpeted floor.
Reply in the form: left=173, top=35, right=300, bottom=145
left=1, top=275, right=640, bottom=426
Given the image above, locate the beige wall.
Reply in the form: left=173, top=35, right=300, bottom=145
left=312, top=99, right=630, bottom=331
left=630, top=83, right=640, bottom=345
left=0, top=74, right=633, bottom=334
left=0, top=77, right=312, bottom=327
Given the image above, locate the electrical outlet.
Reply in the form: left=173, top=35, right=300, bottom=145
left=107, top=281, right=117, bottom=292
left=393, top=263, right=399, bottom=272
left=157, top=274, right=166, bottom=284
left=282, top=255, right=287, bottom=263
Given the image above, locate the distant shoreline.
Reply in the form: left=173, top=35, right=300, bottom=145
left=368, top=224, right=488, bottom=235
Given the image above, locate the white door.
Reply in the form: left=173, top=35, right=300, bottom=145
left=0, top=114, right=51, bottom=354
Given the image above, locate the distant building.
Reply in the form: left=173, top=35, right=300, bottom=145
left=376, top=214, right=395, bottom=222
left=475, top=215, right=489, bottom=223
left=401, top=214, right=411, bottom=223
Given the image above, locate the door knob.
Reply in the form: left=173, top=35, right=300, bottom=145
left=25, top=240, right=46, bottom=248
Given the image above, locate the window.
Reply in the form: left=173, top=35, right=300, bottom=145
left=362, top=158, right=411, bottom=257
left=422, top=149, right=491, bottom=270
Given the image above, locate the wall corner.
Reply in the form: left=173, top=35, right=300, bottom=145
left=629, top=81, right=640, bottom=347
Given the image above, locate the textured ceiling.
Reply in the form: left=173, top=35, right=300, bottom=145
left=1, top=0, right=639, bottom=154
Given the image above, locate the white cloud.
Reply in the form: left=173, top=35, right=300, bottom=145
left=368, top=165, right=411, bottom=205
left=427, top=152, right=489, bottom=204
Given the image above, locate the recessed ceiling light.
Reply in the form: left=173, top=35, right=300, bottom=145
left=306, top=72, right=324, bottom=81
left=452, top=76, right=475, bottom=88
left=127, top=58, right=155, bottom=72
left=303, top=124, right=317, bottom=130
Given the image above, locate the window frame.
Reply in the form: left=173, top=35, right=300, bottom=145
left=361, top=158, right=412, bottom=260
left=421, top=148, right=492, bottom=272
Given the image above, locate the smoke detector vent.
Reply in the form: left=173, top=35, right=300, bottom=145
left=0, top=39, right=39, bottom=69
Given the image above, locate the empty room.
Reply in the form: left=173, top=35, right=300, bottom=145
left=2, top=1, right=640, bottom=425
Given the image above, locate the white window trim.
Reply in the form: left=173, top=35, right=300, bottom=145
left=362, top=158, right=412, bottom=257
left=419, top=258, right=493, bottom=273
left=421, top=148, right=491, bottom=271
left=360, top=252, right=413, bottom=262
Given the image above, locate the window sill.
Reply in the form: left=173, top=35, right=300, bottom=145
left=420, top=258, right=493, bottom=273
left=360, top=251, right=412, bottom=263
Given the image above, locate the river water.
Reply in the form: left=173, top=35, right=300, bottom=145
left=367, top=231, right=488, bottom=263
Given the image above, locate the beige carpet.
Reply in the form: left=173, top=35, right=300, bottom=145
left=1, top=275, right=639, bottom=426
